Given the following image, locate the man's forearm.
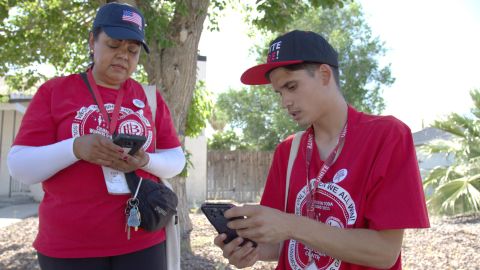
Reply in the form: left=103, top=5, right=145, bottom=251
left=287, top=214, right=404, bottom=269
left=258, top=242, right=281, bottom=262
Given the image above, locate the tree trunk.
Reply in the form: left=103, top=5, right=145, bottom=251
left=140, top=0, right=210, bottom=253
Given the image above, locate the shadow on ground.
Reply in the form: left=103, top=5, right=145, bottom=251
left=182, top=251, right=235, bottom=270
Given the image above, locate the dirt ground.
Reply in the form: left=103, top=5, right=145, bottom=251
left=0, top=213, right=479, bottom=269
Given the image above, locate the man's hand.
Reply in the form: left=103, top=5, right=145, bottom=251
left=213, top=234, right=259, bottom=268
left=225, top=205, right=292, bottom=244
left=213, top=205, right=293, bottom=265
left=218, top=204, right=404, bottom=269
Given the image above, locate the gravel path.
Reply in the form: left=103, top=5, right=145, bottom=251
left=1, top=213, right=479, bottom=269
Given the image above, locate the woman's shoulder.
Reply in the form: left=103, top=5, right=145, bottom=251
left=40, top=73, right=82, bottom=89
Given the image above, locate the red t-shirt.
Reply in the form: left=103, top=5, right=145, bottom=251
left=260, top=106, right=430, bottom=270
left=13, top=74, right=181, bottom=258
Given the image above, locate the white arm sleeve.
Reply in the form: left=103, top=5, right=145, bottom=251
left=142, top=146, right=186, bottom=179
left=7, top=138, right=80, bottom=185
left=8, top=141, right=185, bottom=184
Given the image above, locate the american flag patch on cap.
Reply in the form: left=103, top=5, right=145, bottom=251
left=122, top=10, right=142, bottom=30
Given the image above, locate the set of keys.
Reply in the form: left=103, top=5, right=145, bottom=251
left=125, top=178, right=143, bottom=240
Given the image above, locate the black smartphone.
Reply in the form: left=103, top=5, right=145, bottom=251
left=112, top=133, right=147, bottom=155
left=200, top=202, right=257, bottom=247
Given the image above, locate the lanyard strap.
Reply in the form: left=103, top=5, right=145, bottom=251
left=303, top=123, right=347, bottom=263
left=305, top=124, right=347, bottom=216
left=80, top=70, right=125, bottom=135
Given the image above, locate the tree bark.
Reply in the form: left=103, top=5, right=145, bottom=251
left=140, top=0, right=210, bottom=253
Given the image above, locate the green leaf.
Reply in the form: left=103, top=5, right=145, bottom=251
left=185, top=81, right=213, bottom=138
left=423, top=90, right=480, bottom=215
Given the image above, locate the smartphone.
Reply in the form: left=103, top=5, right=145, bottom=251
left=112, top=133, right=147, bottom=155
left=200, top=202, right=257, bottom=247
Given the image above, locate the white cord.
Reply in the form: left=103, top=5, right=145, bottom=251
left=133, top=177, right=143, bottom=199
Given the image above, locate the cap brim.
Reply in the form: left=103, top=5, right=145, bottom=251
left=240, top=60, right=303, bottom=85
left=103, top=26, right=150, bottom=54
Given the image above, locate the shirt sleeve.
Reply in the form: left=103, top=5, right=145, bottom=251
left=13, top=83, right=56, bottom=146
left=154, top=91, right=181, bottom=149
left=8, top=139, right=79, bottom=184
left=260, top=139, right=292, bottom=212
left=142, top=146, right=185, bottom=179
left=365, top=123, right=430, bottom=230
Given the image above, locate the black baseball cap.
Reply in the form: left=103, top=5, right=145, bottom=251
left=240, top=30, right=338, bottom=85
left=92, top=2, right=150, bottom=53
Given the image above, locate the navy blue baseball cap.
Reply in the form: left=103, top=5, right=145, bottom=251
left=92, top=2, right=150, bottom=53
left=241, top=30, right=338, bottom=85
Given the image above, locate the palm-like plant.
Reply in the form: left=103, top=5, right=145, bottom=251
left=421, top=89, right=480, bottom=215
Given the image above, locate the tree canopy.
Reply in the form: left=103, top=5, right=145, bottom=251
left=211, top=87, right=299, bottom=150
left=0, top=0, right=348, bottom=92
left=209, top=2, right=394, bottom=151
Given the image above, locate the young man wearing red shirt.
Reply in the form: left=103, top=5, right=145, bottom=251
left=214, top=30, right=430, bottom=270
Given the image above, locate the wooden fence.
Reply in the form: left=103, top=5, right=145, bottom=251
left=0, top=106, right=30, bottom=196
left=207, top=150, right=273, bottom=203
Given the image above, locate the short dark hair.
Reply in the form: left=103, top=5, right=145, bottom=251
left=89, top=27, right=103, bottom=64
left=265, top=62, right=340, bottom=87
left=92, top=26, right=103, bottom=40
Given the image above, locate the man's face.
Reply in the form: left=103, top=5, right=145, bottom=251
left=269, top=66, right=328, bottom=126
left=89, top=31, right=141, bottom=88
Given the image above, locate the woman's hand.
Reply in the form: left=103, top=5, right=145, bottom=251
left=110, top=148, right=150, bottom=172
left=73, top=134, right=124, bottom=166
left=73, top=134, right=149, bottom=172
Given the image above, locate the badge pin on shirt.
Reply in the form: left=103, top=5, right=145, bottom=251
left=133, top=99, right=145, bottom=108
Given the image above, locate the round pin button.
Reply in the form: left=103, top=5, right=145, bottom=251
left=133, top=99, right=145, bottom=108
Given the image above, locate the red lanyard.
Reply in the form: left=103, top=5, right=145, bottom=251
left=86, top=70, right=125, bottom=136
left=305, top=123, right=347, bottom=219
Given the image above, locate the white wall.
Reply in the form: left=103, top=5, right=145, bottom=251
left=197, top=58, right=206, bottom=83
left=184, top=133, right=207, bottom=208
left=0, top=107, right=27, bottom=196
left=183, top=56, right=208, bottom=208
left=416, top=150, right=454, bottom=178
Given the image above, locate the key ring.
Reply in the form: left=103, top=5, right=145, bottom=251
left=127, top=197, right=139, bottom=207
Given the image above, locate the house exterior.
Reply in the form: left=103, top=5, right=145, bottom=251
left=0, top=97, right=32, bottom=196
left=0, top=57, right=208, bottom=207
left=412, top=127, right=455, bottom=178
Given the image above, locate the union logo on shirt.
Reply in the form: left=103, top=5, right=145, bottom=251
left=72, top=103, right=153, bottom=149
left=288, top=171, right=356, bottom=270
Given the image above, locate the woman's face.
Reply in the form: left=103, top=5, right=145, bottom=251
left=89, top=31, right=141, bottom=89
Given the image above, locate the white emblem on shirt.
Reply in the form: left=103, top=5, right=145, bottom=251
left=333, top=168, right=348, bottom=183
left=72, top=103, right=153, bottom=149
left=133, top=98, right=145, bottom=108
left=288, top=179, right=357, bottom=270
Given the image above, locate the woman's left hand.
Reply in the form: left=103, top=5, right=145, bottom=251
left=109, top=148, right=150, bottom=172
